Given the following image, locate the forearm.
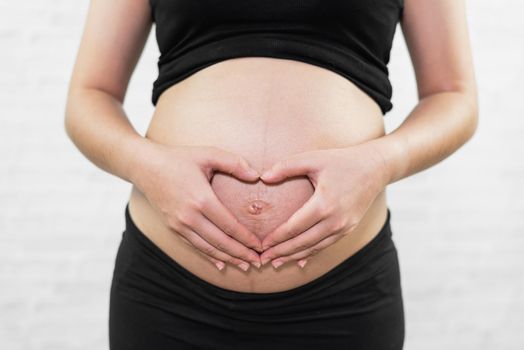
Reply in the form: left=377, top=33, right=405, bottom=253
left=370, top=90, right=479, bottom=185
left=64, top=87, right=152, bottom=185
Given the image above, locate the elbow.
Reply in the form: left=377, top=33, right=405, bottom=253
left=447, top=81, right=479, bottom=143
left=64, top=90, right=78, bottom=142
left=63, top=87, right=86, bottom=143
left=462, top=88, right=479, bottom=143
left=64, top=98, right=74, bottom=140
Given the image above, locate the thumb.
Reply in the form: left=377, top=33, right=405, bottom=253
left=202, top=146, right=260, bottom=182
left=260, top=152, right=317, bottom=183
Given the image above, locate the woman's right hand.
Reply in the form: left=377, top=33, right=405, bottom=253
left=130, top=140, right=264, bottom=272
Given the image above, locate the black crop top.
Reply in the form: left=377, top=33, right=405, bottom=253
left=148, top=0, right=404, bottom=115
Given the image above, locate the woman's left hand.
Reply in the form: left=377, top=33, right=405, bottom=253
left=258, top=140, right=390, bottom=269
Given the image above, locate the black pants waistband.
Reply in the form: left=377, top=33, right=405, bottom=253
left=111, top=204, right=404, bottom=347
left=119, top=203, right=394, bottom=312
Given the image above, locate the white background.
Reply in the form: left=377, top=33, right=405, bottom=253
left=1, top=0, right=523, bottom=349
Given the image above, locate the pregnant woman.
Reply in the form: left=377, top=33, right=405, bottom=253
left=64, top=0, right=478, bottom=349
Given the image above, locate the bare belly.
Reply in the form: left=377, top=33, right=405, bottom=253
left=128, top=57, right=390, bottom=293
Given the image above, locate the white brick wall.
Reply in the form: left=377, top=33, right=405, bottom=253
left=1, top=0, right=522, bottom=349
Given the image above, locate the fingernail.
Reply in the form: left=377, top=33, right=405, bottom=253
left=238, top=262, right=250, bottom=271
left=251, top=261, right=261, bottom=269
left=261, top=169, right=273, bottom=179
left=215, top=261, right=225, bottom=270
left=261, top=256, right=271, bottom=265
left=272, top=259, right=284, bottom=269
left=248, top=168, right=259, bottom=177
left=298, top=259, right=308, bottom=268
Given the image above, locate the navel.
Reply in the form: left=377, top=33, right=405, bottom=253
left=246, top=199, right=269, bottom=215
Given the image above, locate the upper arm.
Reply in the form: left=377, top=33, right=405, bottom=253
left=400, top=0, right=478, bottom=103
left=67, top=0, right=153, bottom=102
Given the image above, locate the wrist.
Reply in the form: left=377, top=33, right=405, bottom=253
left=120, top=134, right=163, bottom=188
left=367, top=133, right=409, bottom=186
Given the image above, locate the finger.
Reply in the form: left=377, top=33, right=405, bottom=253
left=177, top=235, right=226, bottom=270
left=260, top=217, right=334, bottom=265
left=177, top=224, right=253, bottom=272
left=201, top=146, right=259, bottom=182
left=261, top=191, right=326, bottom=250
left=260, top=150, right=319, bottom=183
left=207, top=256, right=226, bottom=271
left=190, top=212, right=262, bottom=268
left=200, top=189, right=264, bottom=252
left=272, top=233, right=346, bottom=268
left=177, top=231, right=227, bottom=270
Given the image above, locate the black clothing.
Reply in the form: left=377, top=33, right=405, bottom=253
left=109, top=204, right=405, bottom=349
left=148, top=0, right=404, bottom=115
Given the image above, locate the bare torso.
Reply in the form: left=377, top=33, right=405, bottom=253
left=128, top=56, right=389, bottom=293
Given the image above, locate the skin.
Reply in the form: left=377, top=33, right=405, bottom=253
left=64, top=0, right=478, bottom=269
left=259, top=0, right=479, bottom=267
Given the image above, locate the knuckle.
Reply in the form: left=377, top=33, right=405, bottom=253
left=294, top=243, right=309, bottom=252
left=167, top=215, right=183, bottom=232
left=192, top=195, right=208, bottom=211
left=317, top=206, right=328, bottom=218
left=316, top=199, right=331, bottom=217
left=287, top=228, right=300, bottom=240
left=339, top=229, right=349, bottom=237
left=202, top=245, right=216, bottom=256
left=228, top=257, right=243, bottom=265
left=326, top=202, right=338, bottom=216
left=332, top=217, right=347, bottom=232
left=309, top=247, right=320, bottom=256
left=177, top=210, right=193, bottom=227
left=222, top=225, right=233, bottom=237
left=179, top=235, right=192, bottom=246
left=243, top=255, right=255, bottom=264
left=214, top=241, right=226, bottom=252
left=346, top=217, right=359, bottom=231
